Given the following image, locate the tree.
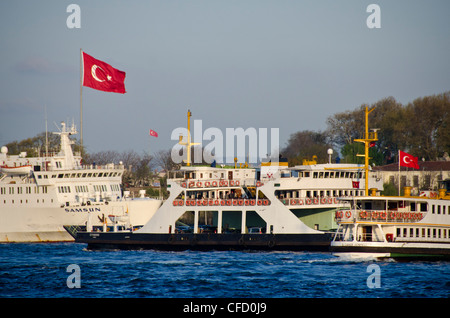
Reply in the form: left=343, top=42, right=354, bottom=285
left=282, top=130, right=334, bottom=166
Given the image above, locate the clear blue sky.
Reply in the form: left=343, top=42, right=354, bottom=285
left=1, top=1, right=449, bottom=158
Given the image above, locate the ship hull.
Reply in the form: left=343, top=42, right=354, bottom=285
left=331, top=242, right=450, bottom=260
left=71, top=231, right=333, bottom=251
left=0, top=199, right=161, bottom=243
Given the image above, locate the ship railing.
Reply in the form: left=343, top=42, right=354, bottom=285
left=173, top=178, right=263, bottom=189
left=335, top=208, right=426, bottom=223
left=280, top=196, right=340, bottom=206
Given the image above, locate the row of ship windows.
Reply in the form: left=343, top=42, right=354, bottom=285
left=37, top=172, right=122, bottom=179
left=0, top=186, right=48, bottom=195
left=431, top=204, right=449, bottom=215
left=276, top=189, right=365, bottom=199
left=2, top=198, right=53, bottom=204
left=58, top=184, right=121, bottom=194
left=0, top=184, right=120, bottom=195
left=291, top=171, right=365, bottom=179
left=397, top=227, right=449, bottom=239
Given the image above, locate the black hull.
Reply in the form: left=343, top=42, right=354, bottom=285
left=73, top=231, right=333, bottom=251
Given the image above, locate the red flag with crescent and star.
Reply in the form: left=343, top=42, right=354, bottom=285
left=82, top=52, right=126, bottom=94
left=399, top=150, right=419, bottom=169
left=149, top=129, right=158, bottom=137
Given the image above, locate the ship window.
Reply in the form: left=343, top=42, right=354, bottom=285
left=410, top=228, right=414, bottom=237
left=319, top=172, right=323, bottom=178
left=410, top=202, right=416, bottom=212
left=397, top=228, right=401, bottom=237
left=420, top=203, right=427, bottom=212
left=422, top=228, right=426, bottom=237
left=432, top=205, right=435, bottom=214
left=416, top=228, right=420, bottom=237
left=437, top=205, right=441, bottom=214
left=313, top=172, right=318, bottom=178
left=58, top=174, right=63, bottom=178
left=329, top=172, right=334, bottom=178
left=443, top=206, right=447, bottom=215
left=324, top=172, right=329, bottom=178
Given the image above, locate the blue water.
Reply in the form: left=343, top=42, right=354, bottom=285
left=1, top=243, right=449, bottom=298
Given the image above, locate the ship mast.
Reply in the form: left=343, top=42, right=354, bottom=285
left=178, top=110, right=199, bottom=166
left=354, top=106, right=378, bottom=196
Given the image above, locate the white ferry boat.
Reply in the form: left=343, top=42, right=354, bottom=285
left=66, top=111, right=382, bottom=251
left=331, top=187, right=450, bottom=259
left=266, top=156, right=382, bottom=231
left=0, top=122, right=162, bottom=242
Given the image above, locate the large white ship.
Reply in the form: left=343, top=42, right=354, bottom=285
left=0, top=122, right=161, bottom=242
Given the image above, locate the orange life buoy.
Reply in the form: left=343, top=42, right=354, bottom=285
left=197, top=182, right=202, bottom=187
left=345, top=211, right=352, bottom=218
left=205, top=181, right=210, bottom=187
left=181, top=182, right=187, bottom=188
left=298, top=199, right=304, bottom=205
left=263, top=199, right=269, bottom=205
left=212, top=181, right=218, bottom=187
left=306, top=198, right=311, bottom=205
left=250, top=200, right=256, bottom=206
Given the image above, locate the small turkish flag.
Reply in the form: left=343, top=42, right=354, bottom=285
left=82, top=52, right=126, bottom=94
left=149, top=129, right=158, bottom=137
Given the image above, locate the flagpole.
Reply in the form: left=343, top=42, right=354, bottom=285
left=80, top=48, right=83, bottom=157
left=398, top=150, right=401, bottom=196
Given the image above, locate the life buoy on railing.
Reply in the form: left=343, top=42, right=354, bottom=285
left=345, top=211, right=352, bottom=218
left=257, top=200, right=263, bottom=205
left=328, top=198, right=333, bottom=204
left=230, top=180, right=235, bottom=186
left=203, top=200, right=208, bottom=206
left=181, top=182, right=187, bottom=188
left=290, top=199, right=296, bottom=205
left=188, top=182, right=195, bottom=188
left=298, top=199, right=304, bottom=205
left=226, top=200, right=232, bottom=206
left=212, top=181, right=218, bottom=187
left=256, top=181, right=263, bottom=187
left=360, top=210, right=368, bottom=219
left=197, top=182, right=202, bottom=188
left=335, top=211, right=343, bottom=219
left=233, top=200, right=238, bottom=206
left=305, top=198, right=311, bottom=205
left=173, top=200, right=178, bottom=206
left=238, top=199, right=244, bottom=205
left=334, top=197, right=339, bottom=204
left=178, top=200, right=184, bottom=206
left=221, top=200, right=226, bottom=206
left=235, top=180, right=240, bottom=186
left=263, top=199, right=269, bottom=206
left=250, top=200, right=256, bottom=206
left=205, top=181, right=210, bottom=187
left=321, top=198, right=326, bottom=204
left=313, top=198, right=319, bottom=205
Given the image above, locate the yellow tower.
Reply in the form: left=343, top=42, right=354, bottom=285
left=178, top=109, right=200, bottom=166
left=354, top=106, right=378, bottom=196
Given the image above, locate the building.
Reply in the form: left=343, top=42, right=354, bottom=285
left=373, top=161, right=450, bottom=196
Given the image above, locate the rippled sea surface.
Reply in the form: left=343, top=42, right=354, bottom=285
left=1, top=243, right=449, bottom=298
